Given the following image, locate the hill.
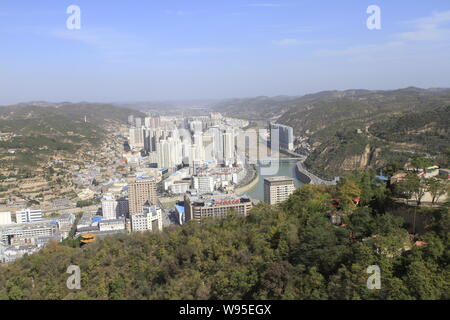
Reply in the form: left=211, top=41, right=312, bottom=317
left=0, top=103, right=144, bottom=168
left=214, top=88, right=450, bottom=179
left=0, top=173, right=448, bottom=300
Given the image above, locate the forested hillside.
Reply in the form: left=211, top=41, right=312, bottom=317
left=0, top=172, right=448, bottom=300
left=215, top=88, right=450, bottom=179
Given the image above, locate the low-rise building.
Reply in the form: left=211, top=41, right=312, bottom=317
left=130, top=205, right=163, bottom=232
left=439, top=168, right=450, bottom=180
left=99, top=219, right=126, bottom=232
left=15, top=208, right=43, bottom=223
left=0, top=212, right=12, bottom=226
left=184, top=193, right=253, bottom=223
left=101, top=195, right=129, bottom=219
left=56, top=213, right=76, bottom=239
left=0, top=220, right=60, bottom=246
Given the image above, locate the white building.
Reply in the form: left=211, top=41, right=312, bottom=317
left=223, top=129, right=235, bottom=166
left=0, top=212, right=12, bottom=226
left=15, top=209, right=43, bottom=224
left=130, top=205, right=163, bottom=232
left=101, top=196, right=129, bottom=220
left=129, top=127, right=145, bottom=150
left=0, top=220, right=59, bottom=246
left=189, top=120, right=203, bottom=133
left=193, top=175, right=215, bottom=194
left=157, top=135, right=183, bottom=169
left=99, top=219, right=126, bottom=232
left=169, top=181, right=191, bottom=194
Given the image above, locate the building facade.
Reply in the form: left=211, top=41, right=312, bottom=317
left=15, top=209, right=43, bottom=224
left=264, top=176, right=295, bottom=205
left=0, top=212, right=12, bottom=226
left=184, top=194, right=253, bottom=223
left=128, top=178, right=158, bottom=214
left=270, top=123, right=294, bottom=151
left=130, top=205, right=163, bottom=232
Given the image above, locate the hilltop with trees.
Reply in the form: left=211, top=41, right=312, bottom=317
left=0, top=171, right=448, bottom=300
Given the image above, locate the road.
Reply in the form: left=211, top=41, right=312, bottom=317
left=296, top=157, right=339, bottom=186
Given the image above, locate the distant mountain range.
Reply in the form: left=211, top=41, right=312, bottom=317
left=214, top=87, right=450, bottom=178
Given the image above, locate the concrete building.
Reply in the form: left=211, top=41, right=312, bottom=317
left=129, top=127, right=145, bottom=150
left=270, top=123, right=294, bottom=151
left=128, top=178, right=158, bottom=214
left=264, top=176, right=295, bottom=205
left=0, top=221, right=59, bottom=246
left=99, top=219, right=126, bottom=232
left=223, top=129, right=235, bottom=166
left=209, top=126, right=224, bottom=164
left=184, top=194, right=253, bottom=223
left=130, top=205, right=163, bottom=232
left=189, top=120, right=203, bottom=133
left=157, top=136, right=183, bottom=169
left=169, top=181, right=191, bottom=194
left=144, top=116, right=161, bottom=129
left=15, top=209, right=43, bottom=223
left=193, top=175, right=215, bottom=194
left=57, top=213, right=75, bottom=239
left=101, top=196, right=129, bottom=219
left=0, top=212, right=12, bottom=226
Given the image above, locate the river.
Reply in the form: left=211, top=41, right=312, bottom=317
left=245, top=160, right=303, bottom=201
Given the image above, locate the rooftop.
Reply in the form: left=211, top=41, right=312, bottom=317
left=264, top=176, right=294, bottom=182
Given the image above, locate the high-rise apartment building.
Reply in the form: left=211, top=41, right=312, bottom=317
left=270, top=123, right=294, bottom=151
left=129, top=127, right=145, bottom=150
left=209, top=126, right=224, bottom=164
left=144, top=116, right=161, bottom=129
left=264, top=176, right=295, bottom=205
left=128, top=178, right=158, bottom=214
left=101, top=196, right=129, bottom=219
left=223, top=129, right=235, bottom=166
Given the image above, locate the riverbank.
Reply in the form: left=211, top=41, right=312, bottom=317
left=235, top=170, right=260, bottom=194
left=295, top=161, right=339, bottom=186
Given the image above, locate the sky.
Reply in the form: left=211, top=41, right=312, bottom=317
left=1, top=0, right=450, bottom=104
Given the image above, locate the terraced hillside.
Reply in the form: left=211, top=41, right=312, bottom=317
left=0, top=103, right=144, bottom=169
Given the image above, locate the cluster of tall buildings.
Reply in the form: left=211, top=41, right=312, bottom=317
left=127, top=114, right=241, bottom=171
left=97, top=177, right=162, bottom=234
left=270, top=123, right=294, bottom=151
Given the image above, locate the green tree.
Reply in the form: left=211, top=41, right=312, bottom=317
left=426, top=177, right=448, bottom=205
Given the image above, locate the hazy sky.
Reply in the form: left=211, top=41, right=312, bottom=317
left=1, top=0, right=450, bottom=104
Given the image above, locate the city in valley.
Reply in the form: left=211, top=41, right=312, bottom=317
left=0, top=1, right=449, bottom=303
left=0, top=111, right=308, bottom=262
